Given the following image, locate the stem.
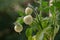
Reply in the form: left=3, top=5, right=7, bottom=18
left=49, top=0, right=57, bottom=40
left=34, top=9, right=43, bottom=29
left=34, top=0, right=43, bottom=29
left=37, top=0, right=43, bottom=29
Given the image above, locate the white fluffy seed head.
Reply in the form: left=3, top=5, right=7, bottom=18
left=14, top=23, right=23, bottom=33
left=25, top=7, right=33, bottom=15
left=23, top=15, right=33, bottom=25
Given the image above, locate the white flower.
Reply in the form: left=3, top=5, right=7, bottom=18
left=25, top=7, right=33, bottom=15
left=14, top=23, right=23, bottom=33
left=23, top=15, right=33, bottom=25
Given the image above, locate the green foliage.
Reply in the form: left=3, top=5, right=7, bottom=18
left=17, top=10, right=25, bottom=16
left=0, top=0, right=60, bottom=40
left=15, top=17, right=24, bottom=24
left=14, top=0, right=60, bottom=40
left=26, top=28, right=32, bottom=37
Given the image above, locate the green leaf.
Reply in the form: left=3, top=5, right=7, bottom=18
left=41, top=17, right=49, bottom=28
left=17, top=10, right=25, bottom=16
left=16, top=17, right=24, bottom=24
left=53, top=1, right=60, bottom=11
left=26, top=28, right=32, bottom=37
left=36, top=32, right=44, bottom=40
left=28, top=36, right=33, bottom=40
left=54, top=25, right=60, bottom=38
left=42, top=1, right=49, bottom=7
left=36, top=26, right=52, bottom=40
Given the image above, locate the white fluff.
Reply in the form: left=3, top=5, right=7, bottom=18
left=14, top=23, right=23, bottom=33
left=25, top=7, right=33, bottom=15
left=23, top=15, right=33, bottom=25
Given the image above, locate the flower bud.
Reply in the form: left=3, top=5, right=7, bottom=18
left=23, top=15, right=33, bottom=25
left=25, top=7, right=33, bottom=15
left=14, top=23, right=23, bottom=33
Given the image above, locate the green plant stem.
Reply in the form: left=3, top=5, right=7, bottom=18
left=34, top=8, right=43, bottom=30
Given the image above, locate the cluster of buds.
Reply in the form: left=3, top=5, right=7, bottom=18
left=14, top=6, right=33, bottom=33
left=23, top=7, right=33, bottom=25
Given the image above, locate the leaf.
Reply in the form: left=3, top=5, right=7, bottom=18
left=28, top=36, right=33, bottom=40
left=36, top=32, right=44, bottom=40
left=53, top=1, right=60, bottom=8
left=54, top=25, right=60, bottom=37
left=42, top=1, right=49, bottom=7
left=17, top=10, right=25, bottom=16
left=57, top=12, right=60, bottom=25
left=53, top=1, right=60, bottom=11
left=16, top=17, right=24, bottom=24
left=41, top=17, right=49, bottom=28
left=36, top=26, right=52, bottom=40
left=26, top=28, right=32, bottom=37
